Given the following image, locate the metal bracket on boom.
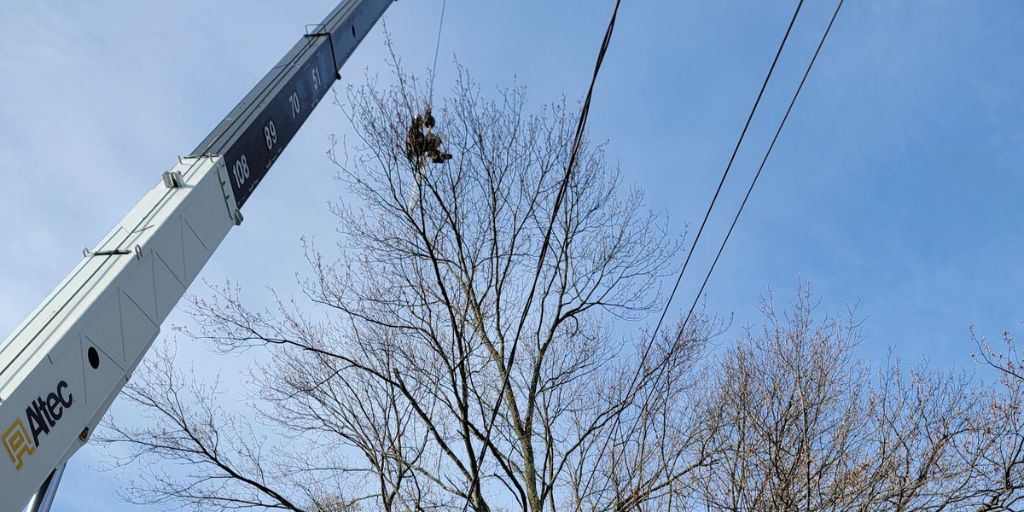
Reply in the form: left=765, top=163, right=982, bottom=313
left=81, top=246, right=143, bottom=259
left=162, top=170, right=185, bottom=188
left=82, top=248, right=129, bottom=257
left=305, top=25, right=343, bottom=79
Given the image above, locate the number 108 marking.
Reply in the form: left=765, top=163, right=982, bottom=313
left=232, top=154, right=250, bottom=188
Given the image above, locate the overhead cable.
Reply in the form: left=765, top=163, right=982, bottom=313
left=679, top=0, right=845, bottom=332
left=468, top=1, right=623, bottom=508
left=645, top=0, right=806, bottom=355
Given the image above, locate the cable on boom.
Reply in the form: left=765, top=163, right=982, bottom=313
left=428, top=0, right=448, bottom=103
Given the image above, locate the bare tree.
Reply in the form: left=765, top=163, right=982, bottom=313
left=974, top=325, right=1024, bottom=384
left=695, top=290, right=873, bottom=511
left=103, top=61, right=712, bottom=512
left=102, top=344, right=335, bottom=511
left=972, top=326, right=1024, bottom=510
left=100, top=53, right=1024, bottom=512
left=694, top=288, right=1017, bottom=512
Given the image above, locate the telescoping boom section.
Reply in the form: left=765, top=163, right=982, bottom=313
left=0, top=1, right=392, bottom=510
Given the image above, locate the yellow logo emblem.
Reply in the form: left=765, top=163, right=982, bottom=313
left=3, top=418, right=34, bottom=470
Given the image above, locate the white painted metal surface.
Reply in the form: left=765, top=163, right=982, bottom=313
left=0, top=156, right=236, bottom=511
left=0, top=2, right=393, bottom=507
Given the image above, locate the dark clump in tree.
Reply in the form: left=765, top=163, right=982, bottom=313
left=405, top=106, right=452, bottom=165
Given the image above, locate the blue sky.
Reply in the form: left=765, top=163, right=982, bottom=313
left=0, top=1, right=1022, bottom=510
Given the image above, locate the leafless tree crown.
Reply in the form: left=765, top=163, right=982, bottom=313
left=101, top=66, right=1024, bottom=512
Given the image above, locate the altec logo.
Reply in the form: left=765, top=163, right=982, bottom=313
left=2, top=381, right=73, bottom=470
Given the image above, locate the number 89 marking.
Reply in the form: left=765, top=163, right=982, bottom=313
left=232, top=154, right=250, bottom=188
left=263, top=120, right=278, bottom=151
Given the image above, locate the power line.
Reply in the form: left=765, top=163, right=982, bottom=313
left=466, top=1, right=623, bottom=507
left=506, top=0, right=620, bottom=409
left=644, top=0, right=805, bottom=355
left=503, top=0, right=621, bottom=425
left=602, top=2, right=843, bottom=478
left=679, top=0, right=845, bottom=332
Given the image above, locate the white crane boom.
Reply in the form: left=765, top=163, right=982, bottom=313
left=0, top=2, right=392, bottom=509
